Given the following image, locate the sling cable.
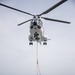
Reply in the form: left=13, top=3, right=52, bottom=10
left=36, top=42, right=41, bottom=75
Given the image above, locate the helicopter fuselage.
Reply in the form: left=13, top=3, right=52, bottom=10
left=29, top=16, right=47, bottom=45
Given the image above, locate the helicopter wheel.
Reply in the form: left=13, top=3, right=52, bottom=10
left=29, top=41, right=33, bottom=45
left=43, top=42, right=47, bottom=45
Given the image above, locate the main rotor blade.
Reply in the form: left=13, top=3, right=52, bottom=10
left=0, top=3, right=34, bottom=16
left=39, top=0, right=67, bottom=16
left=41, top=17, right=71, bottom=24
left=18, top=19, right=32, bottom=26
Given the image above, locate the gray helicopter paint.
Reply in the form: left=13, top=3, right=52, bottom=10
left=29, top=16, right=47, bottom=44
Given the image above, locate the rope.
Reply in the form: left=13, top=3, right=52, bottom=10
left=36, top=42, right=41, bottom=75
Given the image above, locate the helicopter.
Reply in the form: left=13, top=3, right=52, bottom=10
left=0, top=0, right=71, bottom=45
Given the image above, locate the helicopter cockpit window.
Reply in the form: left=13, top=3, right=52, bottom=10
left=33, top=21, right=37, bottom=25
left=30, top=26, right=33, bottom=29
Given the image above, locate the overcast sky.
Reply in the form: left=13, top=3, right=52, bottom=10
left=0, top=0, right=75, bottom=75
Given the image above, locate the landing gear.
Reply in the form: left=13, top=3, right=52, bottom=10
left=43, top=42, right=47, bottom=45
left=29, top=41, right=33, bottom=45
left=43, top=41, right=47, bottom=45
